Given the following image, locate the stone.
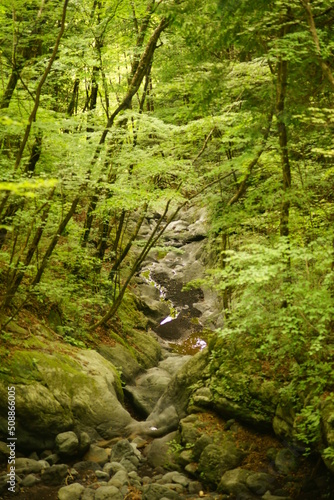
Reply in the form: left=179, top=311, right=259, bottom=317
left=198, top=443, right=244, bottom=486
left=125, top=367, right=172, bottom=416
left=21, top=474, right=41, bottom=487
left=275, top=449, right=299, bottom=475
left=104, top=462, right=125, bottom=475
left=73, top=460, right=102, bottom=472
left=159, top=471, right=190, bottom=487
left=189, top=480, right=203, bottom=494
left=95, top=471, right=110, bottom=481
left=178, top=449, right=193, bottom=466
left=218, top=468, right=251, bottom=496
left=109, top=469, right=129, bottom=487
left=246, top=472, right=276, bottom=495
left=262, top=492, right=291, bottom=500
left=97, top=344, right=142, bottom=384
left=142, top=483, right=182, bottom=500
left=0, top=349, right=134, bottom=451
left=81, top=490, right=95, bottom=500
left=120, top=458, right=137, bottom=473
left=58, top=483, right=85, bottom=500
left=29, top=451, right=40, bottom=461
left=192, top=434, right=213, bottom=460
left=146, top=431, right=180, bottom=469
left=41, top=464, right=68, bottom=485
left=78, top=432, right=91, bottom=454
left=45, top=453, right=60, bottom=465
left=184, top=462, right=198, bottom=476
left=94, top=485, right=123, bottom=500
left=83, top=444, right=109, bottom=465
left=15, top=458, right=44, bottom=474
left=110, top=439, right=134, bottom=462
left=55, top=431, right=79, bottom=456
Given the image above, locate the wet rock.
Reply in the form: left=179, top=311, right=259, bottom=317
left=55, top=431, right=79, bottom=456
left=41, top=463, right=68, bottom=485
left=275, top=449, right=299, bottom=475
left=58, top=482, right=85, bottom=500
left=198, top=443, right=244, bottom=486
left=94, top=485, right=123, bottom=500
left=142, top=483, right=182, bottom=499
left=83, top=444, right=109, bottom=465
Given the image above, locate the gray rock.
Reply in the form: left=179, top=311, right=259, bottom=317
left=146, top=431, right=180, bottom=469
left=159, top=471, right=190, bottom=487
left=94, top=485, right=123, bottom=500
left=83, top=444, right=109, bottom=465
left=21, top=474, right=41, bottom=487
left=110, top=439, right=134, bottom=462
left=125, top=367, right=172, bottom=416
left=58, top=483, right=85, bottom=500
left=97, top=344, right=142, bottom=384
left=275, top=449, right=299, bottom=475
left=158, top=356, right=192, bottom=376
left=41, top=464, right=68, bottom=485
left=198, top=443, right=244, bottom=486
left=142, top=483, right=182, bottom=499
left=246, top=472, right=276, bottom=495
left=55, top=431, right=79, bottom=456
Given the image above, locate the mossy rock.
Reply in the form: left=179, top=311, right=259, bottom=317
left=0, top=348, right=134, bottom=452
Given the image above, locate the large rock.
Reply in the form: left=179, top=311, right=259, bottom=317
left=97, top=343, right=142, bottom=384
left=217, top=468, right=251, bottom=496
left=145, top=431, right=180, bottom=469
left=125, top=367, right=172, bottom=416
left=198, top=443, right=244, bottom=486
left=0, top=349, right=135, bottom=450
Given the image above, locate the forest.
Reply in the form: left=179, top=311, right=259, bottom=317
left=0, top=0, right=334, bottom=498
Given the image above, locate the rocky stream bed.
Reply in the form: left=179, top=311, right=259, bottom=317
left=1, top=207, right=334, bottom=499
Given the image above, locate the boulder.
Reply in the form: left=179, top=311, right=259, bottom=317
left=246, top=472, right=276, bottom=495
left=145, top=431, right=180, bottom=469
left=217, top=468, right=251, bottom=496
left=97, top=344, right=142, bottom=384
left=275, top=449, right=299, bottom=475
left=0, top=349, right=134, bottom=451
left=198, top=442, right=244, bottom=486
left=125, top=367, right=172, bottom=416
